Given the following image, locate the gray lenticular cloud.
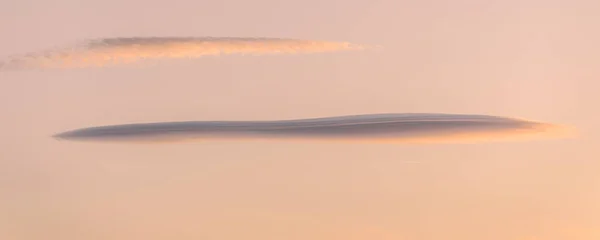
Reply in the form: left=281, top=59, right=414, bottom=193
left=53, top=113, right=574, bottom=144
left=0, top=37, right=369, bottom=70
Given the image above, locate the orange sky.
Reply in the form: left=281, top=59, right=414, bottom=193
left=1, top=0, right=599, bottom=240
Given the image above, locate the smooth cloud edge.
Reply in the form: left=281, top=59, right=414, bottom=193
left=51, top=114, right=576, bottom=145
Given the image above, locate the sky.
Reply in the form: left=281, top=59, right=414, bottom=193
left=0, top=0, right=599, bottom=239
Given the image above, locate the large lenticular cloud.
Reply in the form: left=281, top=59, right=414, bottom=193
left=53, top=113, right=574, bottom=144
left=0, top=37, right=368, bottom=70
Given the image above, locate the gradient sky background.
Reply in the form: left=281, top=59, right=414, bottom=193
left=1, top=0, right=599, bottom=239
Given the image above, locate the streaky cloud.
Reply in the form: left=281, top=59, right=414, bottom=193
left=0, top=37, right=369, bottom=71
left=53, top=113, right=574, bottom=144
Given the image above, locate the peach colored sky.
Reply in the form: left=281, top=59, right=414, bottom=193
left=1, top=0, right=599, bottom=239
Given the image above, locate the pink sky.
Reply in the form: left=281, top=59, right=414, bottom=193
left=1, top=0, right=599, bottom=239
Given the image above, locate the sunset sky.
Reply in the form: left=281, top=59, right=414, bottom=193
left=1, top=0, right=599, bottom=239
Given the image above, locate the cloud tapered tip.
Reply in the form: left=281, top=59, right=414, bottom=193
left=52, top=132, right=75, bottom=140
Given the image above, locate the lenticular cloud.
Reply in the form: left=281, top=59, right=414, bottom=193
left=53, top=113, right=574, bottom=144
left=0, top=37, right=368, bottom=70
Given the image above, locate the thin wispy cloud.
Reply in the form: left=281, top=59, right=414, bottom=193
left=0, top=37, right=370, bottom=70
left=53, top=113, right=574, bottom=144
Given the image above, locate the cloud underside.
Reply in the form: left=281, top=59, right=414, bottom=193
left=53, top=113, right=574, bottom=144
left=0, top=37, right=366, bottom=70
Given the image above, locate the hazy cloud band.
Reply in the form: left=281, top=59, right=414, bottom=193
left=0, top=37, right=369, bottom=70
left=53, top=113, right=573, bottom=144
